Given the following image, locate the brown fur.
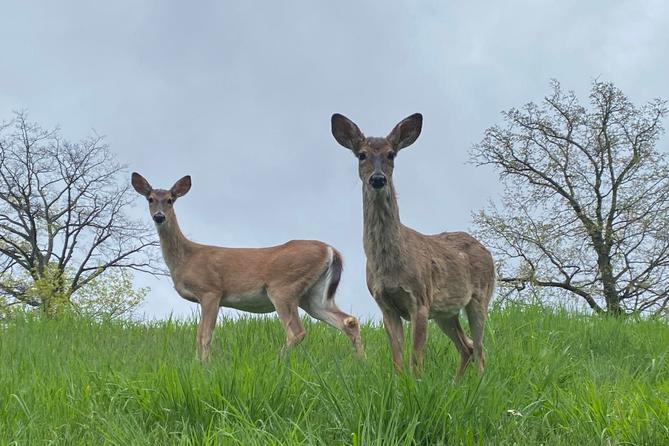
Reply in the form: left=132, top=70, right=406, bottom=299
left=331, top=113, right=495, bottom=376
left=131, top=172, right=363, bottom=360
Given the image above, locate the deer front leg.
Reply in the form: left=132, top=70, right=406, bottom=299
left=197, top=295, right=220, bottom=362
left=410, top=305, right=429, bottom=375
left=381, top=308, right=404, bottom=373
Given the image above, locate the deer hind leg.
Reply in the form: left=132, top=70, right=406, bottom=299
left=276, top=302, right=306, bottom=355
left=268, top=288, right=306, bottom=355
left=302, top=299, right=364, bottom=358
left=435, top=315, right=474, bottom=380
left=464, top=302, right=487, bottom=374
left=301, top=268, right=364, bottom=357
left=197, top=295, right=220, bottom=362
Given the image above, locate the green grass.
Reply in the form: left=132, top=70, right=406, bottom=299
left=1, top=304, right=668, bottom=445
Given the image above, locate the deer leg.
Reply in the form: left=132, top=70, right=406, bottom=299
left=410, top=305, right=429, bottom=375
left=465, top=302, right=487, bottom=374
left=302, top=300, right=364, bottom=358
left=197, top=296, right=220, bottom=362
left=435, top=315, right=474, bottom=380
left=381, top=308, right=404, bottom=373
left=271, top=299, right=306, bottom=356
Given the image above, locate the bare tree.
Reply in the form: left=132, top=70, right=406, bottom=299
left=471, top=80, right=669, bottom=316
left=0, top=111, right=161, bottom=316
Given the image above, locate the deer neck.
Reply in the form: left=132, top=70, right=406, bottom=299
left=362, top=183, right=407, bottom=276
left=156, top=216, right=192, bottom=273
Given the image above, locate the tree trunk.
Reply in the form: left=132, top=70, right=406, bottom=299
left=598, top=255, right=622, bottom=316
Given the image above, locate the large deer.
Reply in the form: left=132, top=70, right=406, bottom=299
left=131, top=173, right=363, bottom=360
left=330, top=113, right=495, bottom=376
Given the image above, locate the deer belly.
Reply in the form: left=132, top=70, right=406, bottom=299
left=221, top=289, right=275, bottom=314
left=429, top=292, right=471, bottom=318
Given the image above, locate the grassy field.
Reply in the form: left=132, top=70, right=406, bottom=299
left=1, top=305, right=668, bottom=445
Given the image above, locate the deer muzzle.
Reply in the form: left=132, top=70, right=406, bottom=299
left=369, top=174, right=387, bottom=189
left=152, top=212, right=166, bottom=224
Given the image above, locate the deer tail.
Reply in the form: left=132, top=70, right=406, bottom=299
left=326, top=247, right=343, bottom=300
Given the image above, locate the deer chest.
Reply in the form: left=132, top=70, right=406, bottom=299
left=374, top=286, right=414, bottom=320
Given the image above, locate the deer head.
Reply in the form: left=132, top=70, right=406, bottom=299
left=131, top=172, right=191, bottom=226
left=331, top=113, right=422, bottom=190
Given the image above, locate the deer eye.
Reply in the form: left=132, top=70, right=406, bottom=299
left=148, top=197, right=154, bottom=203
left=357, top=152, right=367, bottom=161
left=167, top=198, right=173, bottom=205
left=387, top=152, right=396, bottom=160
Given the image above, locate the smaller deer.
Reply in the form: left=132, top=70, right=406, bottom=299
left=131, top=173, right=363, bottom=360
left=330, top=113, right=495, bottom=377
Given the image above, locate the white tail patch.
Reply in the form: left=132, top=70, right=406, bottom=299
left=320, top=247, right=335, bottom=305
left=303, top=246, right=334, bottom=309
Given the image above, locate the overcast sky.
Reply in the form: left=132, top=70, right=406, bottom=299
left=2, top=1, right=668, bottom=320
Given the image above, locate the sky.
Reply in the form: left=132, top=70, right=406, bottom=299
left=1, top=0, right=668, bottom=321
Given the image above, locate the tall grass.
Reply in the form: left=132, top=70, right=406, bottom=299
left=1, top=305, right=668, bottom=445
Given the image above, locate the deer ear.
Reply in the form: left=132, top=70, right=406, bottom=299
left=387, top=113, right=422, bottom=151
left=331, top=114, right=364, bottom=152
left=131, top=172, right=152, bottom=197
left=170, top=175, right=192, bottom=198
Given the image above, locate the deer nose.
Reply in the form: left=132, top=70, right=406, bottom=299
left=153, top=213, right=166, bottom=224
left=369, top=174, right=387, bottom=189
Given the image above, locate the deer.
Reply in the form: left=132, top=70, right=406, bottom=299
left=131, top=172, right=363, bottom=361
left=330, top=113, right=495, bottom=377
